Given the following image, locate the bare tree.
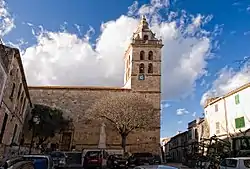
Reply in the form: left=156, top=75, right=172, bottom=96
left=203, top=118, right=210, bottom=139
left=86, top=92, right=158, bottom=152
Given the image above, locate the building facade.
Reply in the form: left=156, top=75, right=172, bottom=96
left=28, top=16, right=163, bottom=153
left=204, top=83, right=250, bottom=139
left=168, top=131, right=188, bottom=163
left=0, top=45, right=32, bottom=148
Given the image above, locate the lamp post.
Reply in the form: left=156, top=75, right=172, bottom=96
left=29, top=115, right=40, bottom=154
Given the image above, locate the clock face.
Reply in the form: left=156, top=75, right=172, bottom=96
left=138, top=74, right=145, bottom=80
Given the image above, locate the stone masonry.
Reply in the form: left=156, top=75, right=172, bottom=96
left=28, top=87, right=161, bottom=153
left=0, top=45, right=32, bottom=154
left=28, top=16, right=163, bottom=154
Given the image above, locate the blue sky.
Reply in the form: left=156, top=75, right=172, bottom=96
left=1, top=0, right=250, bottom=138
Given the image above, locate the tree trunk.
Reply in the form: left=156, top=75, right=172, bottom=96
left=121, top=134, right=127, bottom=153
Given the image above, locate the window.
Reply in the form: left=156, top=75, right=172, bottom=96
left=10, top=68, right=14, bottom=75
left=221, top=159, right=238, bottom=168
left=139, top=63, right=145, bottom=73
left=148, top=63, right=153, bottom=73
left=235, top=116, right=245, bottom=129
left=235, top=94, right=240, bottom=105
left=244, top=159, right=250, bottom=168
left=216, top=122, right=220, bottom=134
left=148, top=51, right=153, bottom=60
left=195, top=129, right=198, bottom=139
left=140, top=51, right=145, bottom=60
left=9, top=83, right=15, bottom=100
left=143, top=35, right=148, bottom=41
left=11, top=124, right=18, bottom=144
left=17, top=83, right=22, bottom=99
left=215, top=104, right=218, bottom=112
left=19, top=92, right=24, bottom=114
left=20, top=98, right=26, bottom=115
left=0, top=113, right=8, bottom=143
left=188, top=130, right=192, bottom=139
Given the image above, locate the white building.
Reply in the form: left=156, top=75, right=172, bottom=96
left=204, top=83, right=250, bottom=139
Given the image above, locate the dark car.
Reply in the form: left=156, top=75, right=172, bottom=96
left=153, top=155, right=162, bottom=164
left=83, top=151, right=104, bottom=169
left=50, top=151, right=67, bottom=168
left=128, top=153, right=154, bottom=167
left=165, top=155, right=172, bottom=162
left=107, top=154, right=128, bottom=169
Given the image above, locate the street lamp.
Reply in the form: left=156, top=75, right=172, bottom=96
left=29, top=115, right=40, bottom=154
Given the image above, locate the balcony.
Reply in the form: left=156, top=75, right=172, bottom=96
left=131, top=39, right=163, bottom=46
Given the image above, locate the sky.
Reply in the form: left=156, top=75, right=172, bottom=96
left=1, top=0, right=250, bottom=138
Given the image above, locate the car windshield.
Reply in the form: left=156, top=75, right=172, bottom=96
left=114, top=154, right=123, bottom=159
left=244, top=159, right=250, bottom=168
left=23, top=156, right=49, bottom=167
left=51, top=152, right=65, bottom=158
left=133, top=153, right=153, bottom=157
left=86, top=151, right=100, bottom=157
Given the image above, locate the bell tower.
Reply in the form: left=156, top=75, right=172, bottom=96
left=123, top=16, right=163, bottom=153
left=123, top=15, right=163, bottom=92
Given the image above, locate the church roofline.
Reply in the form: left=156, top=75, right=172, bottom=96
left=28, top=85, right=131, bottom=91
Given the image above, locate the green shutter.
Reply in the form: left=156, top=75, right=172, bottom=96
left=235, top=94, right=240, bottom=105
left=235, top=117, right=245, bottom=129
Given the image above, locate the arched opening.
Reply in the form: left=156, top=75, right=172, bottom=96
left=143, top=35, right=149, bottom=41
left=148, top=63, right=153, bottom=73
left=139, top=63, right=145, bottom=73
left=140, top=51, right=145, bottom=60
left=148, top=51, right=153, bottom=60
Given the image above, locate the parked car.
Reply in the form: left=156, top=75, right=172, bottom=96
left=127, top=152, right=154, bottom=167
left=133, top=165, right=178, bottom=169
left=50, top=151, right=68, bottom=168
left=107, top=154, right=128, bottom=169
left=83, top=150, right=108, bottom=169
left=0, top=156, right=35, bottom=169
left=22, top=154, right=54, bottom=169
left=220, top=157, right=250, bottom=169
left=153, top=155, right=162, bottom=164
left=165, top=155, right=172, bottom=162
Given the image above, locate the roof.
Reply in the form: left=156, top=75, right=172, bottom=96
left=225, top=157, right=250, bottom=160
left=170, top=130, right=188, bottom=140
left=28, top=85, right=131, bottom=91
left=204, top=82, right=250, bottom=108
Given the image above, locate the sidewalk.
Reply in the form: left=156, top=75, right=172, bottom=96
left=165, top=163, right=193, bottom=169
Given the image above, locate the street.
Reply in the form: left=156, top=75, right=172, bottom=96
left=63, top=163, right=194, bottom=169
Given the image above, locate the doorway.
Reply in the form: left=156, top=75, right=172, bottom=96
left=61, top=132, right=72, bottom=151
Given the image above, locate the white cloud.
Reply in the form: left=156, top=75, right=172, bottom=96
left=244, top=31, right=250, bottom=35
left=178, top=120, right=182, bottom=124
left=21, top=0, right=217, bottom=100
left=0, top=0, right=15, bottom=37
left=161, top=102, right=170, bottom=109
left=192, top=112, right=196, bottom=117
left=247, top=6, right=250, bottom=11
left=176, top=108, right=190, bottom=115
left=201, top=62, right=250, bottom=105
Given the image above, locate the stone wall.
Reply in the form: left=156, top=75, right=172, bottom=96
left=28, top=86, right=160, bottom=154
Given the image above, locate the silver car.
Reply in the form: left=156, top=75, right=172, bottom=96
left=133, top=165, right=178, bottom=169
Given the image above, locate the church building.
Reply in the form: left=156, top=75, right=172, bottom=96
left=28, top=16, right=163, bottom=153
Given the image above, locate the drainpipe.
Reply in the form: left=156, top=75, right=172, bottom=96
left=223, top=97, right=230, bottom=139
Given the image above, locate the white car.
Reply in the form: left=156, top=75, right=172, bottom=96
left=220, top=157, right=250, bottom=169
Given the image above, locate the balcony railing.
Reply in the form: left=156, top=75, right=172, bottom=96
left=131, top=39, right=163, bottom=45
